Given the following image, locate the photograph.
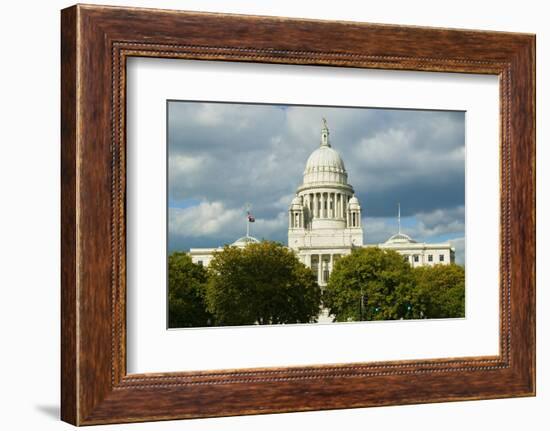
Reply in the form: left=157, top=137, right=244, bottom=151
left=167, top=101, right=466, bottom=328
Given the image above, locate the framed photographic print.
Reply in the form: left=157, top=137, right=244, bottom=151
left=61, top=4, right=535, bottom=425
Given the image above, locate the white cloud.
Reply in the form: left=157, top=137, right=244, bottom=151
left=169, top=201, right=289, bottom=248
left=415, top=206, right=465, bottom=235
left=363, top=217, right=397, bottom=244
left=169, top=154, right=206, bottom=178
left=169, top=201, right=242, bottom=238
left=254, top=211, right=287, bottom=239
left=351, top=126, right=464, bottom=193
left=363, top=206, right=465, bottom=245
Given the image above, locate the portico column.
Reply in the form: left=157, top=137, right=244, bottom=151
left=329, top=254, right=334, bottom=275
left=313, top=193, right=318, bottom=218
left=316, top=193, right=320, bottom=218
left=318, top=254, right=322, bottom=283
left=342, top=194, right=346, bottom=219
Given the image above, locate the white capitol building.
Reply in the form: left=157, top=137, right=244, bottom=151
left=190, top=120, right=455, bottom=286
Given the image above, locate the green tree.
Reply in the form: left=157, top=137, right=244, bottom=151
left=323, top=247, right=418, bottom=321
left=168, top=252, right=213, bottom=328
left=412, top=264, right=465, bottom=318
left=205, top=241, right=321, bottom=326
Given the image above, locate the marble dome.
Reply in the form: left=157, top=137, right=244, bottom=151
left=290, top=194, right=303, bottom=209
left=305, top=146, right=346, bottom=173
left=385, top=232, right=416, bottom=244
left=302, top=120, right=348, bottom=185
left=348, top=195, right=361, bottom=208
left=231, top=235, right=260, bottom=247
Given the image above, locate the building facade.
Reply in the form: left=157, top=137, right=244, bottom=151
left=378, top=232, right=455, bottom=268
left=375, top=204, right=455, bottom=268
left=189, top=235, right=260, bottom=267
left=189, top=119, right=456, bottom=284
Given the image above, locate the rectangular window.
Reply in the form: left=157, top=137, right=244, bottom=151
left=414, top=255, right=419, bottom=262
left=197, top=260, right=203, bottom=266
left=428, top=254, right=433, bottom=262
left=439, top=254, right=445, bottom=262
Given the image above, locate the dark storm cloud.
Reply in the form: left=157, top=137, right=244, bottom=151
left=168, top=101, right=465, bottom=252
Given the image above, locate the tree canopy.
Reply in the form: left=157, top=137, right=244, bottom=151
left=168, top=252, right=213, bottom=328
left=412, top=263, right=465, bottom=319
left=205, top=241, right=321, bottom=326
left=323, top=247, right=417, bottom=321
left=324, top=248, right=465, bottom=322
left=168, top=245, right=465, bottom=328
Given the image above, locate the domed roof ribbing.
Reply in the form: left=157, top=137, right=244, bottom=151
left=348, top=196, right=360, bottom=208
left=304, top=147, right=346, bottom=173
left=385, top=233, right=416, bottom=244
left=290, top=195, right=302, bottom=208
left=384, top=204, right=414, bottom=244
left=231, top=235, right=260, bottom=247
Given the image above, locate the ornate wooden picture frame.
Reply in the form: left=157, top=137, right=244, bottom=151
left=61, top=4, right=535, bottom=425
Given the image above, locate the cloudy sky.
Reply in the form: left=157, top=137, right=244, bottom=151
left=168, top=101, right=465, bottom=264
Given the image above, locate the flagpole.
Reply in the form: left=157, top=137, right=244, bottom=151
left=246, top=203, right=250, bottom=238
left=398, top=202, right=401, bottom=234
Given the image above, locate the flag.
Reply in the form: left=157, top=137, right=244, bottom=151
left=247, top=212, right=255, bottom=223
